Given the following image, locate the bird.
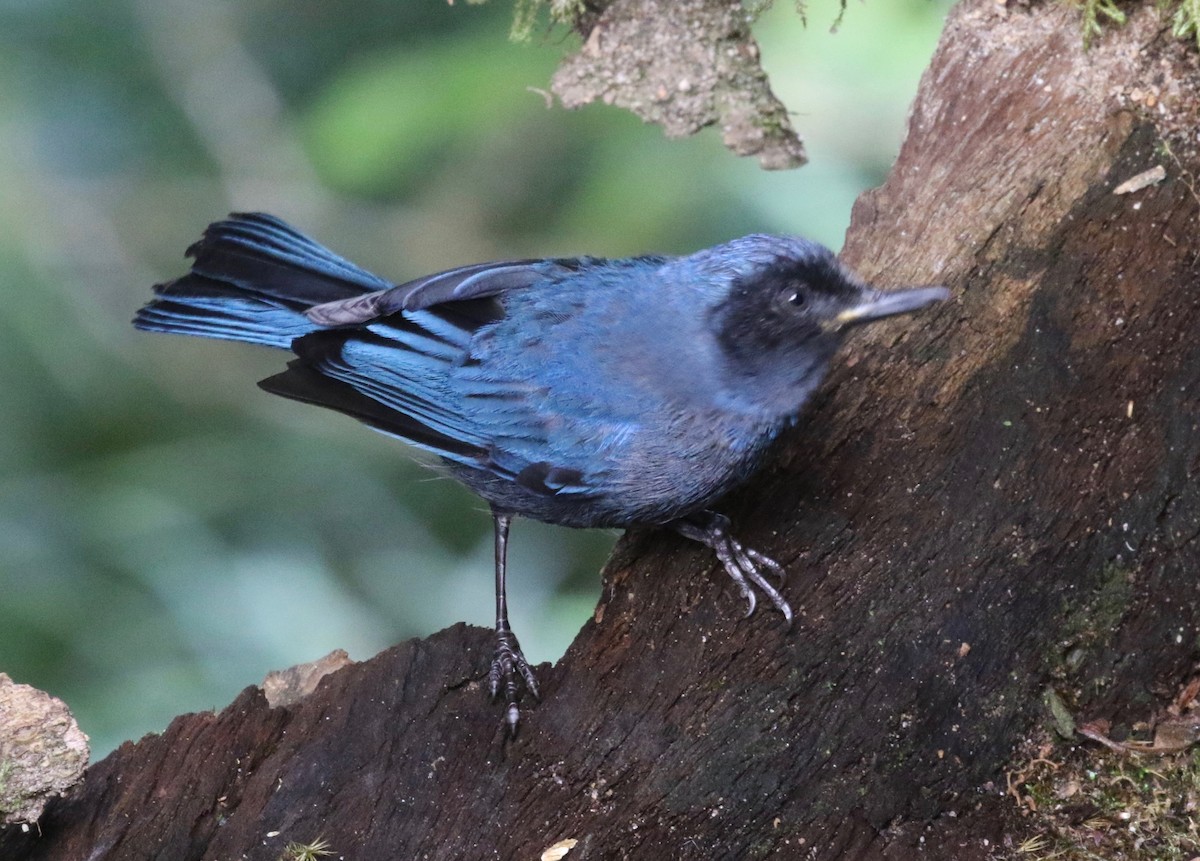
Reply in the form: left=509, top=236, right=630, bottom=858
left=133, top=212, right=948, bottom=734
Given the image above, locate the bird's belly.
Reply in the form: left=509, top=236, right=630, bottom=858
left=449, top=412, right=781, bottom=528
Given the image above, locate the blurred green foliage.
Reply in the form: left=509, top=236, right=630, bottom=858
left=0, top=0, right=952, bottom=757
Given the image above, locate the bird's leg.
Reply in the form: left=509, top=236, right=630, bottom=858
left=487, top=511, right=539, bottom=735
left=672, top=510, right=793, bottom=625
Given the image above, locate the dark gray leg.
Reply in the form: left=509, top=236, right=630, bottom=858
left=487, top=511, right=539, bottom=735
left=671, top=510, right=793, bottom=625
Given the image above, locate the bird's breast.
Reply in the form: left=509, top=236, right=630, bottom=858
left=583, top=406, right=783, bottom=525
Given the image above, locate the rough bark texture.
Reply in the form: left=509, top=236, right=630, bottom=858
left=0, top=675, right=89, bottom=825
left=551, top=0, right=807, bottom=169
left=3, top=1, right=1200, bottom=858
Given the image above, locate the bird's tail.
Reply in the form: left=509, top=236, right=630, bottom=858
left=133, top=213, right=392, bottom=349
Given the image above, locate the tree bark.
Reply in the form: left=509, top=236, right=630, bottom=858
left=551, top=0, right=808, bottom=169
left=4, top=1, right=1199, bottom=858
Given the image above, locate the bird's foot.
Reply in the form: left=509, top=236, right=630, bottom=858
left=673, top=511, right=793, bottom=625
left=488, top=626, right=540, bottom=736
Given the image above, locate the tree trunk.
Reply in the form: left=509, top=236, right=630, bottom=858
left=4, top=1, right=1199, bottom=858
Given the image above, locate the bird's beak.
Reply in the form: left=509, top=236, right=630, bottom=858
left=833, top=285, right=950, bottom=329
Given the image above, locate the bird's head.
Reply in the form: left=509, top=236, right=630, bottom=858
left=706, top=236, right=948, bottom=417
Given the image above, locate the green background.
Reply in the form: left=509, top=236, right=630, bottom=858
left=0, top=0, right=951, bottom=757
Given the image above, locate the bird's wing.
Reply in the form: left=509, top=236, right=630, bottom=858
left=260, top=304, right=494, bottom=463
left=261, top=297, right=610, bottom=496
left=268, top=254, right=677, bottom=498
left=304, top=258, right=594, bottom=326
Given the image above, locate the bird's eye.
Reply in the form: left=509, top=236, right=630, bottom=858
left=773, top=280, right=809, bottom=313
left=785, top=290, right=805, bottom=308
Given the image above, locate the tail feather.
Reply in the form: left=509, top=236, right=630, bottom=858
left=133, top=213, right=392, bottom=350
left=135, top=284, right=315, bottom=349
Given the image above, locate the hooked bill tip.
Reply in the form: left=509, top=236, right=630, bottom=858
left=834, top=285, right=950, bottom=328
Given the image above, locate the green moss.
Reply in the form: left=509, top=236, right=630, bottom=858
left=502, top=0, right=589, bottom=40
left=278, top=838, right=334, bottom=861
left=1011, top=740, right=1200, bottom=860
left=1067, top=0, right=1127, bottom=47
left=1053, top=562, right=1132, bottom=680
left=1043, top=687, right=1077, bottom=738
left=500, top=0, right=833, bottom=41
left=1169, top=0, right=1200, bottom=49
left=1084, top=563, right=1133, bottom=634
left=753, top=107, right=790, bottom=135
left=0, top=760, right=12, bottom=813
left=747, top=835, right=778, bottom=858
left=492, top=0, right=1200, bottom=51
left=1065, top=0, right=1200, bottom=51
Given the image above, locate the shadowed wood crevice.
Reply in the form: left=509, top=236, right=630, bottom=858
left=3, top=1, right=1199, bottom=858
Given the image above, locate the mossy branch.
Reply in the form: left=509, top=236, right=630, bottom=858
left=483, top=0, right=810, bottom=169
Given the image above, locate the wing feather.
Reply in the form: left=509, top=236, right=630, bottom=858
left=305, top=258, right=594, bottom=326
left=268, top=305, right=602, bottom=491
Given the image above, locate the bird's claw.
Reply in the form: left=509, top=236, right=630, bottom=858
left=674, top=512, right=794, bottom=626
left=745, top=547, right=787, bottom=581
left=488, top=627, right=539, bottom=736
left=716, top=535, right=793, bottom=627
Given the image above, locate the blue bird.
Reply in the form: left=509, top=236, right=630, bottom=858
left=134, top=213, right=948, bottom=733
